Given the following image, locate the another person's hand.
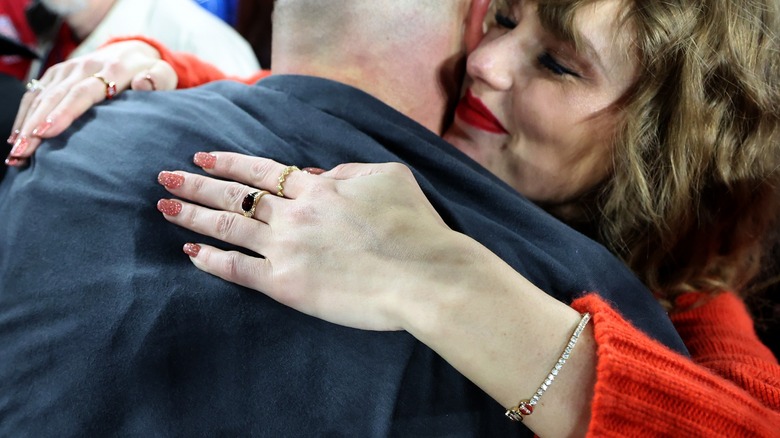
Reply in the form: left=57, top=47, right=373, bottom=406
left=6, top=40, right=178, bottom=166
left=155, top=153, right=483, bottom=331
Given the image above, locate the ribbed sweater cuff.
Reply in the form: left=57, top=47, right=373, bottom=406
left=572, top=294, right=780, bottom=436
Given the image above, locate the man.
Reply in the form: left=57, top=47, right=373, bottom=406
left=0, top=0, right=686, bottom=435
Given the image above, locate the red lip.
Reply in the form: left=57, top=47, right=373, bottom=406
left=455, top=90, right=508, bottom=134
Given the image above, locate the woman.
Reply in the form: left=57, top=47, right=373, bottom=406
left=8, top=0, right=780, bottom=435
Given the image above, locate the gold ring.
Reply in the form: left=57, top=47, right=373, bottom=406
left=25, top=79, right=43, bottom=93
left=276, top=166, right=300, bottom=197
left=241, top=190, right=269, bottom=218
left=143, top=73, right=157, bottom=91
left=91, top=73, right=118, bottom=99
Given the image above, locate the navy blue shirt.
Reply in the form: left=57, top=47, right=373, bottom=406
left=0, top=75, right=686, bottom=436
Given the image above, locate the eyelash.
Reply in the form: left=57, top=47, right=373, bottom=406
left=538, top=53, right=579, bottom=77
left=494, top=12, right=517, bottom=29
left=494, top=12, right=580, bottom=78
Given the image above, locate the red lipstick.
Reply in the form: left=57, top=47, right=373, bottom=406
left=455, top=90, right=508, bottom=134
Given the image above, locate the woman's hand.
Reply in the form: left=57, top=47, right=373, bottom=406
left=155, top=153, right=481, bottom=331
left=6, top=40, right=178, bottom=165
left=156, top=153, right=597, bottom=438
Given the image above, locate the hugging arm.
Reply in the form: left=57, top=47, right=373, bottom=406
left=157, top=153, right=780, bottom=437
left=157, top=153, right=596, bottom=437
left=7, top=37, right=266, bottom=164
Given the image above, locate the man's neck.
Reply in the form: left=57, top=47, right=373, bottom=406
left=271, top=40, right=465, bottom=135
left=65, top=0, right=116, bottom=40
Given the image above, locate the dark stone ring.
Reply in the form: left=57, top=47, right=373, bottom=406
left=241, top=191, right=269, bottom=218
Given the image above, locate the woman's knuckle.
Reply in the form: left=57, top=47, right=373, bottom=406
left=215, top=212, right=237, bottom=238
left=387, top=162, right=413, bottom=177
left=102, top=60, right=125, bottom=77
left=71, top=82, right=95, bottom=98
left=190, top=175, right=206, bottom=192
left=222, top=252, right=242, bottom=278
left=250, top=160, right=275, bottom=185
left=225, top=183, right=245, bottom=205
left=80, top=58, right=104, bottom=73
left=287, top=205, right=317, bottom=225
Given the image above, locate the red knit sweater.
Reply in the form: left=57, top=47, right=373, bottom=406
left=573, top=293, right=779, bottom=436
left=113, top=36, right=780, bottom=436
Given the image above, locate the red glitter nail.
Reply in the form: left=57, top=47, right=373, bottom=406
left=183, top=243, right=201, bottom=257
left=157, top=171, right=185, bottom=189
left=193, top=152, right=217, bottom=169
left=7, top=130, right=20, bottom=145
left=32, top=119, right=53, bottom=137
left=5, top=157, right=24, bottom=167
left=157, top=199, right=182, bottom=216
left=9, top=136, right=29, bottom=157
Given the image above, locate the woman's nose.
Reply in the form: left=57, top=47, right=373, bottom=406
left=466, top=31, right=517, bottom=91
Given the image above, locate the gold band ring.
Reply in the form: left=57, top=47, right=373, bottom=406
left=241, top=190, right=269, bottom=218
left=276, top=166, right=300, bottom=197
left=143, top=74, right=157, bottom=91
left=91, top=74, right=118, bottom=99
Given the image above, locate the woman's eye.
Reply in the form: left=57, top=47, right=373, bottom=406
left=538, top=53, right=579, bottom=77
left=494, top=12, right=518, bottom=30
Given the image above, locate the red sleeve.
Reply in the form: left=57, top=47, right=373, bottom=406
left=571, top=293, right=780, bottom=436
left=101, top=36, right=270, bottom=89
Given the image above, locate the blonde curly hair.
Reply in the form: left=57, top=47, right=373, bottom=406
left=527, top=0, right=780, bottom=304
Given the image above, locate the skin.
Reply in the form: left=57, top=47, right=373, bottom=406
left=6, top=0, right=489, bottom=163
left=445, top=0, right=638, bottom=211
left=7, top=1, right=640, bottom=435
left=6, top=40, right=176, bottom=166
left=156, top=1, right=637, bottom=435
left=156, top=155, right=596, bottom=437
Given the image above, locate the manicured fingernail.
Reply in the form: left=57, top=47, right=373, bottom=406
left=9, top=136, right=29, bottom=157
left=183, top=243, right=201, bottom=257
left=157, top=171, right=184, bottom=189
left=157, top=199, right=182, bottom=216
left=32, top=118, right=53, bottom=137
left=302, top=167, right=325, bottom=175
left=5, top=156, right=24, bottom=167
left=193, top=152, right=217, bottom=169
left=7, top=130, right=20, bottom=144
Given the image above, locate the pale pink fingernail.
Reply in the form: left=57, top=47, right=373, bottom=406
left=183, top=243, right=201, bottom=257
left=9, top=135, right=29, bottom=157
left=7, top=130, right=20, bottom=144
left=193, top=152, right=217, bottom=169
left=157, top=199, right=182, bottom=216
left=157, top=171, right=184, bottom=189
left=5, top=156, right=25, bottom=167
left=31, top=118, right=53, bottom=137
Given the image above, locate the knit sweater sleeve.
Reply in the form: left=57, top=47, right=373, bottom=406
left=102, top=36, right=270, bottom=89
left=571, top=293, right=780, bottom=436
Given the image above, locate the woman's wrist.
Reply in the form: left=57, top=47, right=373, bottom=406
left=396, top=233, right=596, bottom=436
left=389, top=231, right=494, bottom=334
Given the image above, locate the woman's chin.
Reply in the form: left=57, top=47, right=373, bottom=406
left=443, top=121, right=496, bottom=167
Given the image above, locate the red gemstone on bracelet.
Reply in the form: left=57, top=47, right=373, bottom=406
left=518, top=402, right=533, bottom=416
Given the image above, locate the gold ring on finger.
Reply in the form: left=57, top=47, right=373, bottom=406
left=91, top=73, right=118, bottom=99
left=241, top=190, right=269, bottom=218
left=276, top=165, right=299, bottom=197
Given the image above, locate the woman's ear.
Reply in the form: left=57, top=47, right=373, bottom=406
left=465, top=0, right=491, bottom=53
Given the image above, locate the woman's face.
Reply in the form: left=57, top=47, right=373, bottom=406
left=444, top=0, right=638, bottom=208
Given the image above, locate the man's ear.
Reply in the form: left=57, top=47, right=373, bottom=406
left=465, top=0, right=491, bottom=54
